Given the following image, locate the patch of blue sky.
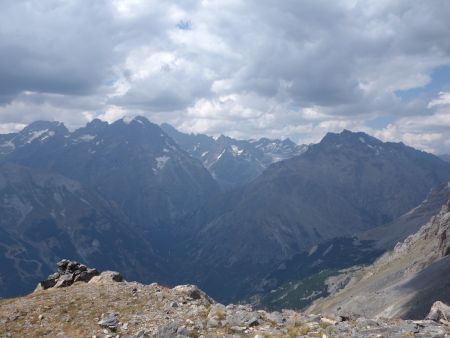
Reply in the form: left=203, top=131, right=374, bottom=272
left=395, top=64, right=450, bottom=101
left=366, top=115, right=396, bottom=129
left=176, top=20, right=192, bottom=30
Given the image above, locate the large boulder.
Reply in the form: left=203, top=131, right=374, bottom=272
left=89, top=271, right=124, bottom=284
left=426, top=301, right=450, bottom=322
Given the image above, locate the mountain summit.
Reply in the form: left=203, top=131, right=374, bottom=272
left=161, top=123, right=307, bottom=189
left=4, top=117, right=219, bottom=232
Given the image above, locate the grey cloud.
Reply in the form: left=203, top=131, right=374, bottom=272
left=0, top=1, right=121, bottom=102
left=0, top=0, right=450, bottom=152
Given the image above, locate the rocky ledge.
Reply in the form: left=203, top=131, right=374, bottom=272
left=0, top=261, right=449, bottom=338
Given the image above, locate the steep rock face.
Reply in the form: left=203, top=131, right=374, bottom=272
left=5, top=117, right=219, bottom=231
left=161, top=123, right=307, bottom=190
left=0, top=163, right=162, bottom=298
left=186, top=130, right=450, bottom=301
left=308, top=197, right=450, bottom=319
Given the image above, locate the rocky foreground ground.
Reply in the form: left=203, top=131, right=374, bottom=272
left=0, top=261, right=449, bottom=338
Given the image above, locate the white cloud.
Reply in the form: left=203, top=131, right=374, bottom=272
left=428, top=92, right=450, bottom=108
left=0, top=0, right=450, bottom=152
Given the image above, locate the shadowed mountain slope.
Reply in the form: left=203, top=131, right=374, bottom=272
left=0, top=163, right=164, bottom=298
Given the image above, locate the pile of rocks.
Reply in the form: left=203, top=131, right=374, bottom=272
left=35, top=259, right=100, bottom=290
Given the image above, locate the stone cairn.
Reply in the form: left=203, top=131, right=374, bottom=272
left=35, top=259, right=100, bottom=290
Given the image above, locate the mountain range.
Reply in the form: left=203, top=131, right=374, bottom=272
left=1, top=116, right=450, bottom=313
left=179, top=130, right=450, bottom=300
left=161, top=123, right=307, bottom=190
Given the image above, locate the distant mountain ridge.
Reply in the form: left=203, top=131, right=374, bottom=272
left=184, top=129, right=450, bottom=300
left=0, top=117, right=219, bottom=297
left=161, top=123, right=307, bottom=189
left=2, top=117, right=219, bottom=232
left=2, top=118, right=450, bottom=306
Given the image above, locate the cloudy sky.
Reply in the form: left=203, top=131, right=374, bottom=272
left=1, top=0, right=450, bottom=153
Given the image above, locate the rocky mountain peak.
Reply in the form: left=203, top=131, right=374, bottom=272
left=22, top=120, right=68, bottom=133
left=106, top=116, right=176, bottom=148
left=83, top=118, right=108, bottom=131
left=318, top=129, right=382, bottom=150
left=14, top=120, right=69, bottom=146
left=1, top=259, right=449, bottom=337
left=118, top=115, right=152, bottom=126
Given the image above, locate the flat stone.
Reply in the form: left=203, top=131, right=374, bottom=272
left=98, top=313, right=119, bottom=332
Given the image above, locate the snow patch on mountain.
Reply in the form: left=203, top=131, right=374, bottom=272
left=156, top=156, right=170, bottom=170
left=122, top=116, right=134, bottom=124
left=230, top=145, right=244, bottom=156
left=122, top=116, right=145, bottom=125
left=217, top=149, right=226, bottom=160
left=26, top=130, right=55, bottom=143
left=0, top=140, right=15, bottom=150
left=76, top=134, right=96, bottom=142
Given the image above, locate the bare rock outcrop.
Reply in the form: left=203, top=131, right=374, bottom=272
left=427, top=301, right=450, bottom=323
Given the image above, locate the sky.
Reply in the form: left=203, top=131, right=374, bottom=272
left=0, top=0, right=450, bottom=153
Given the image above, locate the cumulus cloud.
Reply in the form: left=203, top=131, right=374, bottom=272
left=0, top=0, right=450, bottom=152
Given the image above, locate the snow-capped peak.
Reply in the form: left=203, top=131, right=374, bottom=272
left=26, top=129, right=55, bottom=143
